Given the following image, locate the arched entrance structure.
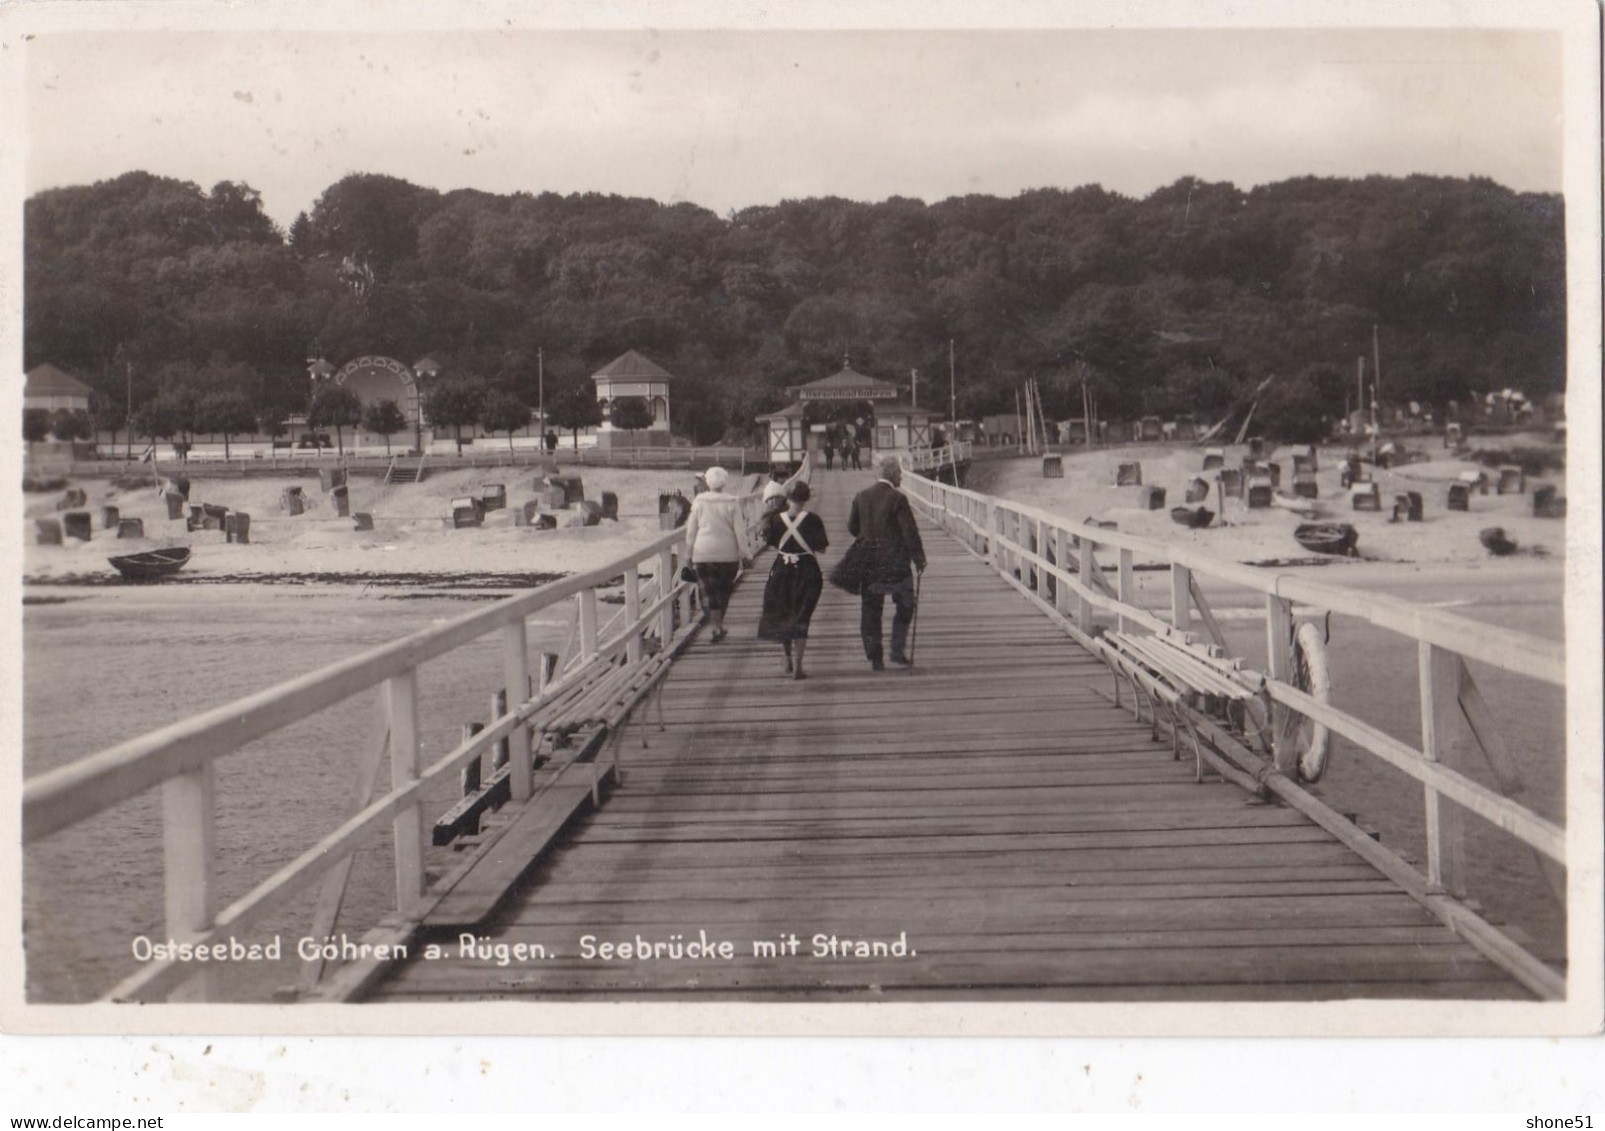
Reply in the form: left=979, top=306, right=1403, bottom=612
left=318, top=355, right=423, bottom=454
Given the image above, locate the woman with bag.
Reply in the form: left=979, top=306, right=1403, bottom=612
left=757, top=480, right=829, bottom=679
left=683, top=465, right=752, bottom=643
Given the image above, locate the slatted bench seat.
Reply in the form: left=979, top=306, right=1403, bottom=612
left=1096, top=627, right=1267, bottom=789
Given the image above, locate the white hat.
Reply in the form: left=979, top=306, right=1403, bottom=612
left=762, top=480, right=787, bottom=501
left=703, top=466, right=730, bottom=490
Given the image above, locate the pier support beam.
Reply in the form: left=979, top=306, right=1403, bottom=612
left=503, top=621, right=532, bottom=803
left=161, top=763, right=217, bottom=1002
left=386, top=670, right=426, bottom=919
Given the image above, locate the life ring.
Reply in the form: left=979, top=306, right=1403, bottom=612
left=1291, top=620, right=1333, bottom=782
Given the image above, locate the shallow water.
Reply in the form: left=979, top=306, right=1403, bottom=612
left=23, top=589, right=571, bottom=1002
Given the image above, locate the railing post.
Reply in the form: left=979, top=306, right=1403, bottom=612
left=160, top=762, right=217, bottom=1001
left=625, top=564, right=644, bottom=665
left=1053, top=528, right=1071, bottom=616
left=1117, top=548, right=1134, bottom=634
left=987, top=505, right=1001, bottom=570
left=385, top=669, right=426, bottom=919
left=579, top=588, right=600, bottom=661
left=1420, top=641, right=1468, bottom=896
left=1265, top=595, right=1295, bottom=774
left=1077, top=535, right=1094, bottom=630
left=657, top=548, right=677, bottom=642
left=503, top=620, right=532, bottom=802
left=1170, top=564, right=1191, bottom=632
left=1034, top=519, right=1048, bottom=597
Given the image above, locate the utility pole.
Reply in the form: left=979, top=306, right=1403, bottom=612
left=125, top=359, right=134, bottom=461
left=1356, top=356, right=1366, bottom=435
left=948, top=339, right=957, bottom=434
left=537, top=348, right=545, bottom=447
left=910, top=368, right=919, bottom=410
left=1372, top=323, right=1382, bottom=410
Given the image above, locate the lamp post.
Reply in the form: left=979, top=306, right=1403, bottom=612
left=537, top=347, right=545, bottom=450
left=413, top=356, right=441, bottom=455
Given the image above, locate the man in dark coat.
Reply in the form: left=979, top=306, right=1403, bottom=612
left=847, top=455, right=927, bottom=670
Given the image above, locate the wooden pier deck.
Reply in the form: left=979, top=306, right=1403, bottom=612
left=366, top=471, right=1526, bottom=1002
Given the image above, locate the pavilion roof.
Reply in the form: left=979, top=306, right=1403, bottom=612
left=593, top=349, right=673, bottom=381
left=791, top=363, right=900, bottom=401
left=24, top=364, right=91, bottom=398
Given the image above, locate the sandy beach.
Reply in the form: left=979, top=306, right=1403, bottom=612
left=22, top=462, right=769, bottom=594
left=965, top=437, right=1567, bottom=578
left=23, top=436, right=1568, bottom=597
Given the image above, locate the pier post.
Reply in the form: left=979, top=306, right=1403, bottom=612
left=503, top=621, right=532, bottom=802
left=1077, top=537, right=1095, bottom=630
left=160, top=763, right=217, bottom=1001
left=1170, top=564, right=1191, bottom=632
left=625, top=565, right=643, bottom=666
left=1117, top=549, right=1135, bottom=634
left=658, top=549, right=676, bottom=643
left=1265, top=596, right=1295, bottom=774
left=386, top=670, right=426, bottom=918
left=1419, top=642, right=1468, bottom=896
left=1053, top=528, right=1071, bottom=617
left=1034, top=519, right=1048, bottom=597
left=579, top=589, right=600, bottom=661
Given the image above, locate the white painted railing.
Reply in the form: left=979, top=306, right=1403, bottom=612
left=902, top=469, right=1567, bottom=1000
left=22, top=467, right=794, bottom=1003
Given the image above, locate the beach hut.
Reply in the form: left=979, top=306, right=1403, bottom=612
left=1292, top=472, right=1319, bottom=499
left=352, top=513, right=374, bottom=532
left=1185, top=476, right=1210, bottom=504
left=545, top=473, right=585, bottom=505
left=1392, top=493, right=1424, bottom=523
left=35, top=518, right=63, bottom=545
left=1533, top=485, right=1565, bottom=519
left=62, top=511, right=93, bottom=540
left=1115, top=462, right=1143, bottom=486
left=1042, top=455, right=1064, bottom=478
left=1246, top=478, right=1274, bottom=509
left=450, top=497, right=484, bottom=528
left=1219, top=468, right=1244, bottom=498
left=1447, top=483, right=1471, bottom=511
left=1141, top=486, right=1167, bottom=510
left=658, top=490, right=690, bottom=530
left=101, top=505, right=120, bottom=530
left=225, top=512, right=251, bottom=543
left=1496, top=466, right=1526, bottom=495
left=117, top=518, right=144, bottom=539
left=1202, top=448, right=1225, bottom=470
left=280, top=486, right=305, bottom=515
left=1458, top=469, right=1490, bottom=495
left=480, top=483, right=508, bottom=511
left=600, top=491, right=619, bottom=520
left=1351, top=483, right=1382, bottom=511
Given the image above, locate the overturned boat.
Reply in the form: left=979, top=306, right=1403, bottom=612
left=1170, top=506, right=1214, bottom=529
left=1294, top=523, right=1358, bottom=557
left=108, top=547, right=192, bottom=581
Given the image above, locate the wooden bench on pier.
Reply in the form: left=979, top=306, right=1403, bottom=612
left=1096, top=627, right=1268, bottom=795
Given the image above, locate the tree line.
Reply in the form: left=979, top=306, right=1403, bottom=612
left=24, top=169, right=1565, bottom=447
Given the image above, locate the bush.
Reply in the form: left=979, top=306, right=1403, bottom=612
left=1467, top=446, right=1565, bottom=476
left=22, top=476, right=70, bottom=493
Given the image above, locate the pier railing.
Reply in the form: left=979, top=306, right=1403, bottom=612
left=21, top=469, right=789, bottom=1003
left=902, top=469, right=1568, bottom=1000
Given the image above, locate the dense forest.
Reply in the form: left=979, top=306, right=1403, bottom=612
left=24, top=170, right=1566, bottom=444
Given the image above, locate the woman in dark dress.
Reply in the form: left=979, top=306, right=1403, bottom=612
left=757, top=481, right=829, bottom=680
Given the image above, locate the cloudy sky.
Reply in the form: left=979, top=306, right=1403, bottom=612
left=23, top=23, right=1564, bottom=228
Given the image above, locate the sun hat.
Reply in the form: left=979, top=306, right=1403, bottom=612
left=703, top=466, right=730, bottom=491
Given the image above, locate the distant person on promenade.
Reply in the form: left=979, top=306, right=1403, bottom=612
left=684, top=465, right=752, bottom=643
left=846, top=435, right=861, bottom=470
left=838, top=455, right=926, bottom=671
left=757, top=480, right=829, bottom=680
left=822, top=439, right=836, bottom=471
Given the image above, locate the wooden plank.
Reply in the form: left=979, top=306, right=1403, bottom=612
left=425, top=770, right=615, bottom=929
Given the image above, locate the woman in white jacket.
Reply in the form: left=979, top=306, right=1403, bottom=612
left=684, top=465, right=753, bottom=642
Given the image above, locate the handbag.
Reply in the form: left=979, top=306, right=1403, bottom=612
left=827, top=538, right=875, bottom=596
left=680, top=565, right=698, bottom=583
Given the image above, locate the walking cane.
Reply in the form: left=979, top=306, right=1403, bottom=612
left=906, top=568, right=923, bottom=670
